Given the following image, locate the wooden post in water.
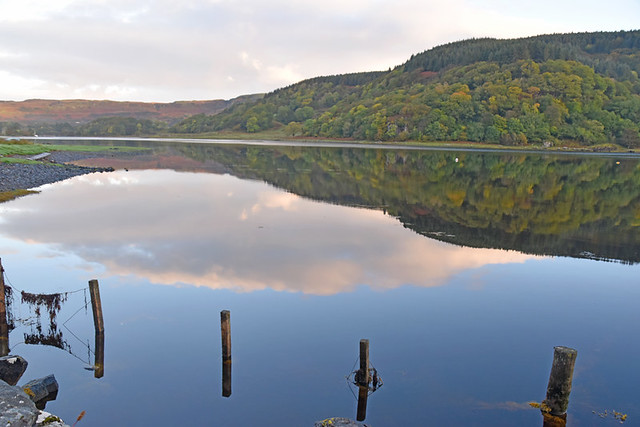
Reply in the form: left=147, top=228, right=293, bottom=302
left=88, top=279, right=104, bottom=334
left=355, top=339, right=370, bottom=421
left=221, top=310, right=231, bottom=397
left=357, top=339, right=370, bottom=386
left=0, top=258, right=8, bottom=357
left=543, top=346, right=577, bottom=416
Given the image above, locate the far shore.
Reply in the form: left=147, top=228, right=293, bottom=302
left=2, top=135, right=639, bottom=201
left=10, top=135, right=640, bottom=156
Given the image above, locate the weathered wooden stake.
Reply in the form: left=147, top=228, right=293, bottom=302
left=88, top=279, right=104, bottom=334
left=221, top=310, right=231, bottom=397
left=0, top=258, right=9, bottom=357
left=94, top=331, right=105, bottom=379
left=543, top=346, right=577, bottom=416
left=356, top=385, right=368, bottom=422
left=354, top=338, right=370, bottom=421
left=357, top=339, right=370, bottom=387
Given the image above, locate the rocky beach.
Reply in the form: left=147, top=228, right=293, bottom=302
left=0, top=152, right=115, bottom=193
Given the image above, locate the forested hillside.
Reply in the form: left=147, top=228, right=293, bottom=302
left=173, top=30, right=640, bottom=147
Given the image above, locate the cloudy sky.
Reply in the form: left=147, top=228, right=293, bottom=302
left=1, top=0, right=639, bottom=103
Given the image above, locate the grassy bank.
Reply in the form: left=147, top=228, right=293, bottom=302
left=0, top=139, right=146, bottom=163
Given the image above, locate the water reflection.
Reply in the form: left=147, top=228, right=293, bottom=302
left=64, top=141, right=640, bottom=263
left=94, top=330, right=104, bottom=379
left=0, top=170, right=535, bottom=294
left=0, top=260, right=106, bottom=377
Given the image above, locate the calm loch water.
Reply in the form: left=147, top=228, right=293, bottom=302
left=0, top=140, right=639, bottom=426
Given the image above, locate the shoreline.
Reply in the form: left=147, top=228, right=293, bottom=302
left=0, top=152, right=114, bottom=193
left=20, top=134, right=640, bottom=156
left=2, top=137, right=639, bottom=196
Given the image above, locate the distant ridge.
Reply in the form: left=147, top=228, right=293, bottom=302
left=0, top=95, right=262, bottom=124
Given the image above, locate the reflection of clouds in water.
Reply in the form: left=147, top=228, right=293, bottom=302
left=0, top=170, right=537, bottom=295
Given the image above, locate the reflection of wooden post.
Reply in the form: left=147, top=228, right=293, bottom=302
left=356, top=385, right=368, bottom=421
left=542, top=413, right=567, bottom=427
left=0, top=258, right=9, bottom=357
left=221, top=310, right=231, bottom=397
left=357, top=339, right=370, bottom=386
left=543, top=346, right=577, bottom=416
left=88, top=279, right=104, bottom=334
left=94, top=331, right=104, bottom=379
left=222, top=358, right=232, bottom=398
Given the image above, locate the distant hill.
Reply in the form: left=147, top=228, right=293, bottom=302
left=0, top=95, right=262, bottom=125
left=173, top=30, right=640, bottom=148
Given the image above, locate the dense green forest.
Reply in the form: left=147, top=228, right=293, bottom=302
left=1, top=117, right=170, bottom=137
left=172, top=143, right=640, bottom=263
left=172, top=30, right=640, bottom=147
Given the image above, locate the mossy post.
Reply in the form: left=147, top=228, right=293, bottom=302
left=543, top=346, right=578, bottom=416
left=221, top=310, right=231, bottom=397
left=0, top=258, right=8, bottom=356
left=88, top=279, right=104, bottom=334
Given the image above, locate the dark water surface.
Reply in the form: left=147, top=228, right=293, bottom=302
left=0, top=140, right=639, bottom=426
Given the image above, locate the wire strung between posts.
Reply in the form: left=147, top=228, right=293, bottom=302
left=345, top=355, right=361, bottom=401
left=3, top=275, right=93, bottom=365
left=3, top=270, right=22, bottom=292
left=345, top=357, right=384, bottom=399
left=62, top=299, right=96, bottom=358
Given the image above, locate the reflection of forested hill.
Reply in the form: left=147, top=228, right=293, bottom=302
left=176, top=143, right=640, bottom=263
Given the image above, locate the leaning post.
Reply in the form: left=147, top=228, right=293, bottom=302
left=88, top=279, right=104, bottom=334
left=0, top=258, right=8, bottom=356
left=543, top=346, right=578, bottom=416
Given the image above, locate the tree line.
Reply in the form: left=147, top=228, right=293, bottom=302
left=1, top=117, right=169, bottom=137
left=172, top=30, right=640, bottom=147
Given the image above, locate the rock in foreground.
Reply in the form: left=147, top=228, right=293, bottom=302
left=0, top=379, right=39, bottom=427
left=0, top=355, right=29, bottom=386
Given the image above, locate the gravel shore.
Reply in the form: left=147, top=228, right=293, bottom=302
left=0, top=152, right=114, bottom=193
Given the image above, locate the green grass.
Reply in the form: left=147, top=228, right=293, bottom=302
left=0, top=157, right=47, bottom=165
left=0, top=140, right=146, bottom=159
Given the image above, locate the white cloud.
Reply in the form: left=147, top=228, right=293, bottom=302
left=0, top=0, right=638, bottom=102
left=0, top=170, right=539, bottom=295
left=0, top=0, right=75, bottom=22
